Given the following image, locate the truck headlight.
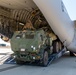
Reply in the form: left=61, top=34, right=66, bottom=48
left=33, top=47, right=36, bottom=50
left=31, top=46, right=33, bottom=48
left=33, top=57, right=35, bottom=59
left=31, top=46, right=36, bottom=51
left=38, top=45, right=41, bottom=48
left=31, top=46, right=36, bottom=50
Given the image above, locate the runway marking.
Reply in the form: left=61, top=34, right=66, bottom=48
left=0, top=65, right=22, bottom=72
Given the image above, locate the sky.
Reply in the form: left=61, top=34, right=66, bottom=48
left=63, top=0, right=76, bottom=20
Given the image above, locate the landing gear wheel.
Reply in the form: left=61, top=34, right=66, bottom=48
left=53, top=41, right=60, bottom=53
left=42, top=51, right=48, bottom=67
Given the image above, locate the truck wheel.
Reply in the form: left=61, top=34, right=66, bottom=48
left=59, top=42, right=62, bottom=50
left=70, top=51, right=75, bottom=56
left=53, top=41, right=60, bottom=53
left=16, top=59, right=24, bottom=65
left=42, top=51, right=48, bottom=66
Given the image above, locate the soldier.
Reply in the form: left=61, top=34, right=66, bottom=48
left=23, top=19, right=35, bottom=30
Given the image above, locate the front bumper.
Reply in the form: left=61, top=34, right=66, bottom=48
left=15, top=51, right=41, bottom=62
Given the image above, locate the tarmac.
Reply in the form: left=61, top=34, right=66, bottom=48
left=0, top=47, right=76, bottom=75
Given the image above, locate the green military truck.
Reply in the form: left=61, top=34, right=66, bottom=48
left=10, top=29, right=63, bottom=66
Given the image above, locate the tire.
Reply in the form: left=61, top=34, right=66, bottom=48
left=53, top=41, right=60, bottom=53
left=59, top=42, right=62, bottom=51
left=42, top=51, right=48, bottom=67
left=70, top=51, right=75, bottom=56
left=16, top=59, right=24, bottom=65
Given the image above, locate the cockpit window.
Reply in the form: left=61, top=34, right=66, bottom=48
left=61, top=1, right=68, bottom=14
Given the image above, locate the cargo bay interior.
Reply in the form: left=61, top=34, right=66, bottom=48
left=0, top=0, right=53, bottom=40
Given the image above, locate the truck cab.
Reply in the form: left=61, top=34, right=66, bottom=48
left=11, top=29, right=62, bottom=66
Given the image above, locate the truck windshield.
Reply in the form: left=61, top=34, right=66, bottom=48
left=16, top=31, right=35, bottom=39
left=25, top=34, right=34, bottom=39
left=16, top=35, right=22, bottom=38
left=25, top=31, right=35, bottom=39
